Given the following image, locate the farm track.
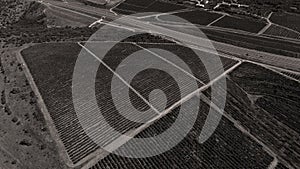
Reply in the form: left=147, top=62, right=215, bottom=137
left=79, top=41, right=242, bottom=166
left=266, top=66, right=300, bottom=83
left=21, top=38, right=300, bottom=168
left=89, top=95, right=273, bottom=169
left=82, top=40, right=290, bottom=168
left=264, top=24, right=300, bottom=40
left=113, top=0, right=185, bottom=14
left=270, top=12, right=300, bottom=33
left=20, top=43, right=99, bottom=166
left=280, top=71, right=300, bottom=81
left=15, top=44, right=78, bottom=167
left=210, top=15, right=267, bottom=33
left=197, top=63, right=300, bottom=168
left=216, top=80, right=299, bottom=168
left=17, top=1, right=300, bottom=168
left=156, top=9, right=222, bottom=26
left=20, top=41, right=244, bottom=168
left=39, top=0, right=300, bottom=62
left=228, top=63, right=300, bottom=168
left=209, top=42, right=300, bottom=72
left=258, top=12, right=273, bottom=35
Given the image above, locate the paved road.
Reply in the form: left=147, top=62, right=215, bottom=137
left=25, top=1, right=300, bottom=169
left=38, top=0, right=300, bottom=73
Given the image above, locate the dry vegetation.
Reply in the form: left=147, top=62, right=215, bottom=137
left=0, top=47, right=67, bottom=169
left=0, top=0, right=30, bottom=28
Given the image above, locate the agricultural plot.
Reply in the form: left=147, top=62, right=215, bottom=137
left=211, top=15, right=267, bottom=33
left=113, top=3, right=144, bottom=14
left=21, top=43, right=99, bottom=164
left=264, top=24, right=300, bottom=40
left=142, top=1, right=184, bottom=13
left=270, top=12, right=300, bottom=32
left=137, top=43, right=238, bottom=84
left=90, top=97, right=273, bottom=169
left=158, top=9, right=223, bottom=26
left=114, top=0, right=185, bottom=15
left=279, top=70, right=300, bottom=81
left=20, top=39, right=237, bottom=166
left=276, top=163, right=289, bottom=169
left=227, top=62, right=300, bottom=168
left=124, top=0, right=154, bottom=7
left=202, top=29, right=300, bottom=59
left=21, top=37, right=299, bottom=168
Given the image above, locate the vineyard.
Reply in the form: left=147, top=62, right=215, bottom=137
left=228, top=62, right=300, bottom=168
left=264, top=24, right=300, bottom=40
left=211, top=15, right=267, bottom=33
left=279, top=70, right=300, bottom=80
left=20, top=38, right=239, bottom=166
left=19, top=34, right=299, bottom=169
left=270, top=12, right=300, bottom=32
left=138, top=43, right=238, bottom=83
left=158, top=9, right=223, bottom=26
left=113, top=0, right=185, bottom=14
left=202, top=29, right=300, bottom=59
left=3, top=0, right=300, bottom=168
left=21, top=42, right=99, bottom=164
left=90, top=96, right=274, bottom=169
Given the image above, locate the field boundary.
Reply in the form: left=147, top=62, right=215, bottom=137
left=15, top=45, right=75, bottom=168
left=257, top=12, right=273, bottom=35
left=123, top=0, right=156, bottom=9
left=207, top=14, right=226, bottom=27
left=266, top=67, right=300, bottom=83
left=78, top=40, right=242, bottom=168
left=137, top=8, right=193, bottom=19
left=110, top=0, right=126, bottom=14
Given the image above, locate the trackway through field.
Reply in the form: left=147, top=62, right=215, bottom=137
left=81, top=40, right=300, bottom=169
left=21, top=40, right=250, bottom=168
left=74, top=41, right=287, bottom=169
left=22, top=1, right=300, bottom=168
left=77, top=41, right=242, bottom=168
left=19, top=40, right=239, bottom=167
left=41, top=0, right=300, bottom=46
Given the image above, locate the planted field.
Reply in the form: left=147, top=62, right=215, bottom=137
left=138, top=43, right=238, bottom=84
left=21, top=40, right=300, bottom=168
left=142, top=1, right=184, bottom=13
left=21, top=43, right=99, bottom=164
left=211, top=15, right=267, bottom=33
left=114, top=0, right=185, bottom=15
left=279, top=70, right=300, bottom=81
left=270, top=12, right=300, bottom=32
left=90, top=97, right=273, bottom=169
left=20, top=39, right=237, bottom=165
left=202, top=29, right=300, bottom=59
left=22, top=41, right=180, bottom=164
left=113, top=3, right=144, bottom=14
left=264, top=24, right=300, bottom=40
left=227, top=62, right=300, bottom=168
left=124, top=0, right=154, bottom=7
left=197, top=62, right=300, bottom=168
left=276, top=163, right=289, bottom=169
left=158, top=9, right=222, bottom=26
